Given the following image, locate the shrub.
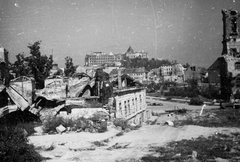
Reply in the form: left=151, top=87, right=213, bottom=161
left=189, top=97, right=204, bottom=105
left=164, top=91, right=174, bottom=97
left=113, top=118, right=128, bottom=130
left=113, top=119, right=141, bottom=131
left=185, top=90, right=198, bottom=98
left=166, top=97, right=172, bottom=101
left=16, top=122, right=36, bottom=136
left=200, top=87, right=221, bottom=99
left=0, top=110, right=39, bottom=125
left=92, top=141, right=107, bottom=147
left=42, top=114, right=64, bottom=133
left=42, top=113, right=107, bottom=133
left=74, top=117, right=87, bottom=130
left=0, top=126, right=43, bottom=162
left=116, top=132, right=124, bottom=136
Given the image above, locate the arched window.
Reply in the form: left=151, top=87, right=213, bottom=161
left=235, top=62, right=240, bottom=70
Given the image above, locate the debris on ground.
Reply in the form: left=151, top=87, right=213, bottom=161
left=34, top=126, right=44, bottom=135
left=69, top=146, right=96, bottom=151
left=92, top=140, right=108, bottom=147
left=107, top=142, right=131, bottom=150
left=164, top=120, right=174, bottom=127
left=146, top=116, right=158, bottom=125
left=147, top=102, right=163, bottom=106
left=141, top=132, right=240, bottom=161
left=56, top=124, right=66, bottom=134
left=165, top=108, right=187, bottom=114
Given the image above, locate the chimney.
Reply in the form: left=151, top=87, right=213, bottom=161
left=118, top=69, right=122, bottom=89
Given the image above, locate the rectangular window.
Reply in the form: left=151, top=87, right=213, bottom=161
left=235, top=62, right=240, bottom=70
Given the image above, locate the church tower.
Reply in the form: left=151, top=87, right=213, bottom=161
left=222, top=9, right=240, bottom=56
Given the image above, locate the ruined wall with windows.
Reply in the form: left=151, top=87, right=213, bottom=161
left=113, top=88, right=150, bottom=125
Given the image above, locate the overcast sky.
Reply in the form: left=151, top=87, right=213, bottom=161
left=0, top=0, right=239, bottom=68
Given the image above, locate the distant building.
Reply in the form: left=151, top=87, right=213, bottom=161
left=85, top=52, right=123, bottom=67
left=160, top=65, right=172, bottom=76
left=125, top=46, right=149, bottom=59
left=172, top=63, right=185, bottom=83
left=208, top=9, right=240, bottom=100
left=172, top=63, right=185, bottom=76
left=147, top=68, right=161, bottom=83
left=85, top=46, right=149, bottom=67
left=49, top=63, right=63, bottom=76
left=184, top=66, right=201, bottom=81
left=159, top=64, right=185, bottom=83
left=125, top=67, right=147, bottom=82
left=110, top=67, right=147, bottom=83
left=101, top=63, right=120, bottom=74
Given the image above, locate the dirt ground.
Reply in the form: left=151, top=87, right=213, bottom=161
left=29, top=125, right=240, bottom=162
left=29, top=98, right=239, bottom=162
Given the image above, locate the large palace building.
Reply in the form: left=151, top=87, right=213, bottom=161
left=84, top=52, right=123, bottom=67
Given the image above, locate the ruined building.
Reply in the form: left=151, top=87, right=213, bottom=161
left=208, top=9, right=240, bottom=100
left=111, top=70, right=150, bottom=125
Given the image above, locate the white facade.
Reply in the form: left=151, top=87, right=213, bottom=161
left=113, top=88, right=150, bottom=125
left=160, top=65, right=173, bottom=76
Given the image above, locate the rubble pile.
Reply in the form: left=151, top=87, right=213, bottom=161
left=142, top=132, right=240, bottom=161
left=39, top=109, right=109, bottom=135
left=148, top=107, right=223, bottom=128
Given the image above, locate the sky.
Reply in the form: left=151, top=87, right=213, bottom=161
left=0, top=0, right=239, bottom=68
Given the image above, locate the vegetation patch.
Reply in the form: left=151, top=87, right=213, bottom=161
left=107, top=142, right=131, bottom=150
left=42, top=112, right=108, bottom=134
left=176, top=108, right=240, bottom=128
left=142, top=133, right=240, bottom=162
left=0, top=126, right=43, bottom=162
left=116, top=132, right=124, bottom=136
left=44, top=143, right=55, bottom=151
left=113, top=119, right=128, bottom=130
left=189, top=97, right=203, bottom=105
left=92, top=141, right=107, bottom=147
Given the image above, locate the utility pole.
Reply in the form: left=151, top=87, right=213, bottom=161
left=0, top=48, right=10, bottom=87
left=4, top=49, right=10, bottom=86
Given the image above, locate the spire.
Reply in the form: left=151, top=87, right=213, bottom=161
left=126, top=46, right=134, bottom=54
